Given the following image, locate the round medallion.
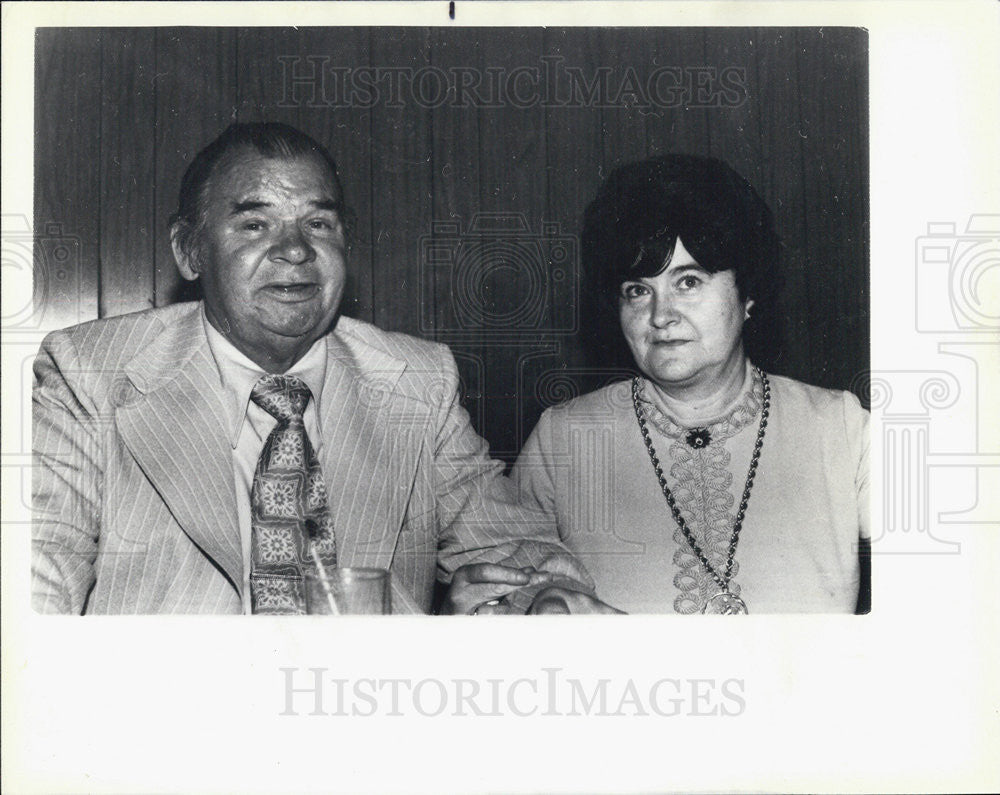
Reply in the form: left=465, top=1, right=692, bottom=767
left=702, top=591, right=748, bottom=615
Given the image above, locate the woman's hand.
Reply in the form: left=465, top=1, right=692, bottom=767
left=528, top=586, right=625, bottom=614
left=441, top=563, right=553, bottom=615
left=443, top=563, right=625, bottom=615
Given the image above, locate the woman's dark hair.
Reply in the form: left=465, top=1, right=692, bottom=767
left=169, top=122, right=346, bottom=254
left=580, top=154, right=783, bottom=368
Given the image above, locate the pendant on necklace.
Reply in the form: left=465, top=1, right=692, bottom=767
left=702, top=591, right=748, bottom=615
left=685, top=427, right=712, bottom=449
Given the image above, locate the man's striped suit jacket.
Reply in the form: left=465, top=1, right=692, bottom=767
left=32, top=302, right=589, bottom=614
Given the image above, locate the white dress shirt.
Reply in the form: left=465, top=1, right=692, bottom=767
left=202, top=311, right=328, bottom=614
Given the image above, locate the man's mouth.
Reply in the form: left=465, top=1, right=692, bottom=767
left=262, top=282, right=320, bottom=302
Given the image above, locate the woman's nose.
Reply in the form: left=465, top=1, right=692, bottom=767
left=650, top=291, right=679, bottom=327
left=269, top=226, right=315, bottom=265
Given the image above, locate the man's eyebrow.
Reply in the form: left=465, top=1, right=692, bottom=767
left=309, top=198, right=343, bottom=212
left=229, top=200, right=270, bottom=215
left=227, top=198, right=342, bottom=215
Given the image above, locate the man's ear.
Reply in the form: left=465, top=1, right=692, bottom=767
left=170, top=223, right=200, bottom=282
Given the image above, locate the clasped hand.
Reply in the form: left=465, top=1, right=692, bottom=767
left=441, top=562, right=623, bottom=615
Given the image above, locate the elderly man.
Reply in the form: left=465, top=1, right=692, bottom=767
left=31, top=122, right=608, bottom=615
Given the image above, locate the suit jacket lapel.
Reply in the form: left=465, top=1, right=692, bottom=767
left=116, top=306, right=243, bottom=594
left=112, top=308, right=432, bottom=602
left=319, top=326, right=429, bottom=571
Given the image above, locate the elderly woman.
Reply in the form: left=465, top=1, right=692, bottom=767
left=508, top=154, right=869, bottom=614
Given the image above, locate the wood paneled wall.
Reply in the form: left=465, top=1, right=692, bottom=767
left=35, top=27, right=869, bottom=462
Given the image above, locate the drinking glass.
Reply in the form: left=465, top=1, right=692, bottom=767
left=304, top=567, right=391, bottom=615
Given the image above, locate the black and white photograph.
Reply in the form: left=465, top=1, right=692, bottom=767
left=29, top=25, right=869, bottom=616
left=2, top=2, right=997, bottom=793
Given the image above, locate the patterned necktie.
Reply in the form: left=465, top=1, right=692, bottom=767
left=249, top=374, right=337, bottom=614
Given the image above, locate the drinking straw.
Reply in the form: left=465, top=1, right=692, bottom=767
left=309, top=541, right=340, bottom=615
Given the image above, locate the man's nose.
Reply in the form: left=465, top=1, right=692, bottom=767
left=650, top=291, right=679, bottom=327
left=269, top=225, right=315, bottom=265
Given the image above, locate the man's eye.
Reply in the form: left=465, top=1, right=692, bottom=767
left=307, top=218, right=333, bottom=231
left=242, top=220, right=266, bottom=232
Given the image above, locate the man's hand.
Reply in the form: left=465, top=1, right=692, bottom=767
left=528, top=586, right=625, bottom=614
left=441, top=563, right=554, bottom=615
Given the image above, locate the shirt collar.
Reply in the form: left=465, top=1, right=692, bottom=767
left=202, top=308, right=328, bottom=448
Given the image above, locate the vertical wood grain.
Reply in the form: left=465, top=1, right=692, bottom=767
left=369, top=28, right=433, bottom=335
left=34, top=28, right=102, bottom=328
left=235, top=28, right=302, bottom=127
left=702, top=28, right=764, bottom=189
left=152, top=28, right=238, bottom=308
left=543, top=28, right=605, bottom=345
left=235, top=28, right=374, bottom=322
left=99, top=28, right=156, bottom=317
left=795, top=28, right=869, bottom=391
left=527, top=27, right=608, bottom=442
left=854, top=33, right=871, bottom=406
left=309, top=28, right=375, bottom=325
left=701, top=28, right=776, bottom=371
left=33, top=26, right=870, bottom=438
left=428, top=27, right=486, bottom=431
left=597, top=27, right=654, bottom=170
left=643, top=29, right=712, bottom=159
left=752, top=28, right=812, bottom=379
left=474, top=29, right=549, bottom=458
left=428, top=27, right=481, bottom=337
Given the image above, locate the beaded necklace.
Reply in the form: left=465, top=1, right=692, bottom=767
left=630, top=369, right=770, bottom=614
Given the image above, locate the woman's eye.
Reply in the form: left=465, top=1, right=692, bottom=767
left=621, top=283, right=649, bottom=300
left=676, top=274, right=702, bottom=290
